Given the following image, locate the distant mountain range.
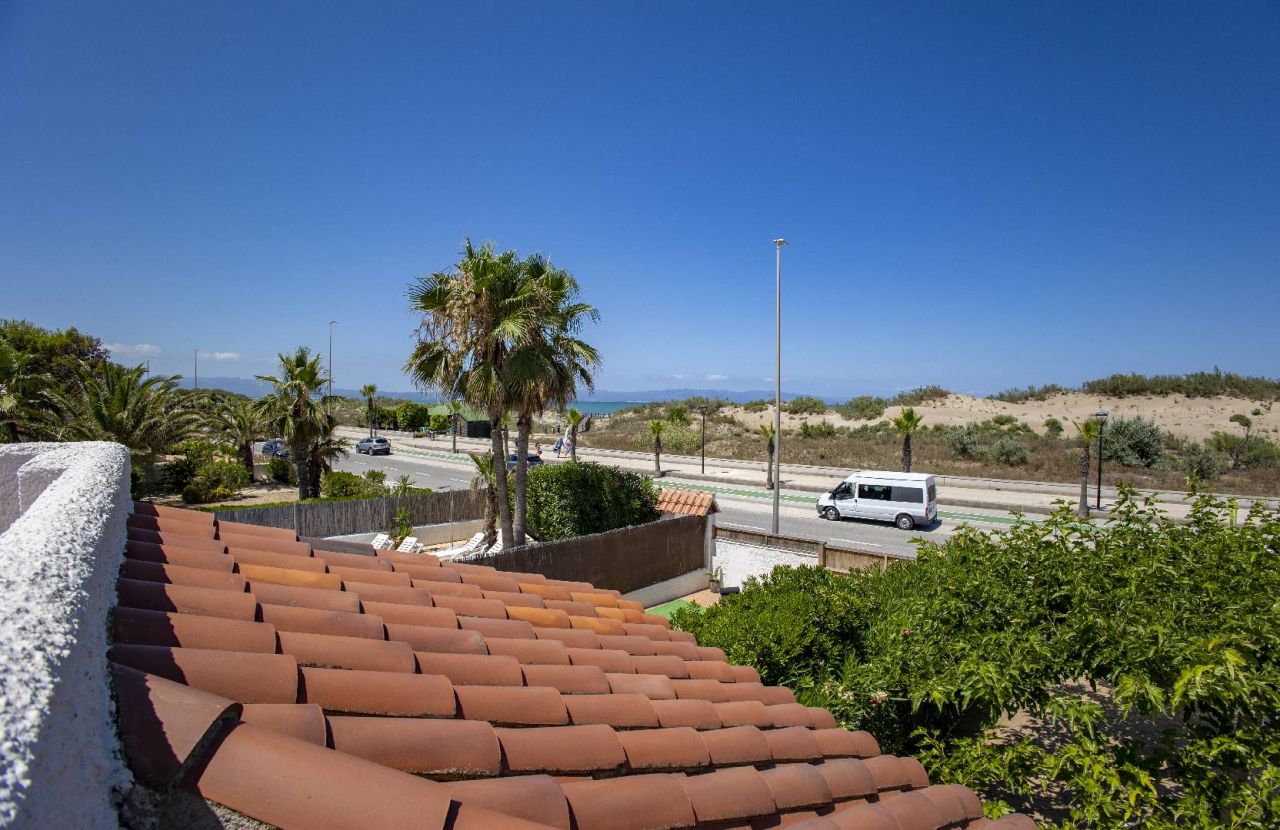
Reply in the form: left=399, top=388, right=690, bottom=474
left=179, top=377, right=837, bottom=404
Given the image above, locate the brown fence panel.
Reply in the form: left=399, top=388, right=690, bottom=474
left=212, top=490, right=484, bottom=537
left=466, top=514, right=706, bottom=594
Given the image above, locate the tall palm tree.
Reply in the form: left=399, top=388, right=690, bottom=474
left=565, top=408, right=584, bottom=462
left=760, top=423, right=776, bottom=490
left=1073, top=419, right=1101, bottom=517
left=650, top=420, right=666, bottom=475
left=468, top=452, right=498, bottom=547
left=307, top=413, right=348, bottom=498
left=891, top=407, right=924, bottom=473
left=256, top=347, right=331, bottom=500
left=50, top=363, right=197, bottom=476
left=212, top=397, right=265, bottom=479
left=448, top=399, right=465, bottom=453
left=405, top=240, right=533, bottom=548
left=360, top=384, right=378, bottom=437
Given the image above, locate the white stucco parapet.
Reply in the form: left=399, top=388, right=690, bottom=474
left=0, top=442, right=133, bottom=829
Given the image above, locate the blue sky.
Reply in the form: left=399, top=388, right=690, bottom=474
left=2, top=1, right=1277, bottom=398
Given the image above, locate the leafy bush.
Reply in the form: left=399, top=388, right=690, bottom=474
left=742, top=399, right=770, bottom=413
left=990, top=413, right=1017, bottom=427
left=427, top=413, right=451, bottom=432
left=320, top=470, right=385, bottom=499
left=887, top=386, right=950, bottom=406
left=268, top=455, right=296, bottom=485
left=836, top=395, right=886, bottom=421
left=181, top=483, right=234, bottom=504
left=944, top=424, right=982, bottom=459
left=1042, top=417, right=1064, bottom=438
left=989, top=437, right=1029, bottom=466
left=395, top=401, right=432, bottom=432
left=363, top=469, right=387, bottom=487
left=1180, top=444, right=1227, bottom=481
left=525, top=462, right=659, bottom=541
left=798, top=421, right=837, bottom=438
left=988, top=384, right=1068, bottom=403
left=1101, top=416, right=1164, bottom=467
left=161, top=456, right=199, bottom=491
left=666, top=405, right=691, bottom=426
left=674, top=492, right=1280, bottom=826
left=1082, top=369, right=1280, bottom=400
left=179, top=455, right=249, bottom=505
left=784, top=396, right=828, bottom=416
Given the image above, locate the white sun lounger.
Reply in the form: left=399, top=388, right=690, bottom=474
left=436, top=532, right=485, bottom=561
left=370, top=533, right=391, bottom=551
left=396, top=536, right=419, bottom=553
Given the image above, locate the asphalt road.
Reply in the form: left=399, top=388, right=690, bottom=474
left=332, top=444, right=1023, bottom=559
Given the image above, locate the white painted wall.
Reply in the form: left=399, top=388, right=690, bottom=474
left=0, top=442, right=133, bottom=829
left=714, top=539, right=818, bottom=590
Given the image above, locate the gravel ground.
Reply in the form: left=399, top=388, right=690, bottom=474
left=713, top=539, right=818, bottom=590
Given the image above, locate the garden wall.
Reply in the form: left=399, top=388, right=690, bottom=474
left=466, top=514, right=707, bottom=595
left=212, top=489, right=484, bottom=538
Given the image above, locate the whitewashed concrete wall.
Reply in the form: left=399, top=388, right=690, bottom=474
left=714, top=539, right=818, bottom=590
left=0, top=442, right=132, bottom=829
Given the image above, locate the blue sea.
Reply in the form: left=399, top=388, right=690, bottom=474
left=574, top=400, right=646, bottom=415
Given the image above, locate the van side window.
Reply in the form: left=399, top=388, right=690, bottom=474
left=890, top=486, right=924, bottom=503
left=857, top=484, right=891, bottom=501
left=927, top=483, right=937, bottom=502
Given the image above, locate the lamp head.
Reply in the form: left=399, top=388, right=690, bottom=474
left=1095, top=411, right=1109, bottom=419
left=773, top=238, right=789, bottom=247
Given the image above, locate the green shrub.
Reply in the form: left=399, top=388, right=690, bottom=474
left=944, top=425, right=982, bottom=459
left=321, top=470, right=384, bottom=499
left=1101, top=416, right=1164, bottom=467
left=268, top=456, right=296, bottom=485
left=666, top=405, right=691, bottom=426
left=395, top=401, right=432, bottom=432
left=427, top=413, right=451, bottom=432
left=798, top=421, right=837, bottom=438
left=1043, top=417, right=1064, bottom=437
left=988, top=384, right=1068, bottom=403
left=836, top=395, right=886, bottom=421
left=991, top=413, right=1017, bottom=427
left=1181, top=444, right=1227, bottom=481
left=1207, top=431, right=1280, bottom=468
left=887, top=386, right=949, bottom=407
left=525, top=462, right=659, bottom=541
left=363, top=469, right=387, bottom=487
left=161, top=456, right=199, bottom=491
left=1082, top=369, right=1280, bottom=399
left=784, top=396, right=828, bottom=416
left=742, top=399, right=770, bottom=413
left=989, top=437, right=1029, bottom=466
left=195, top=460, right=250, bottom=492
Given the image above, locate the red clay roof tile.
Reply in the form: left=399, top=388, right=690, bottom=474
left=568, top=615, right=626, bottom=636
left=519, top=582, right=574, bottom=602
left=563, top=693, right=660, bottom=729
left=597, top=634, right=657, bottom=656
left=764, top=725, right=824, bottom=763
left=813, top=759, right=877, bottom=802
left=329, top=716, right=502, bottom=777
left=127, top=528, right=227, bottom=553
left=230, top=545, right=328, bottom=573
left=454, top=685, right=569, bottom=726
left=459, top=615, right=537, bottom=640
left=431, top=594, right=509, bottom=619
left=238, top=703, right=328, bottom=746
left=683, top=660, right=735, bottom=682
left=459, top=571, right=523, bottom=593
left=408, top=567, right=466, bottom=585
left=670, top=678, right=730, bottom=703
left=416, top=652, right=525, bottom=686
left=447, top=775, right=571, bottom=829
left=485, top=636, right=571, bottom=665
left=495, top=724, right=625, bottom=775
left=125, top=539, right=232, bottom=570
left=483, top=589, right=546, bottom=609
left=133, top=501, right=216, bottom=524
left=117, top=579, right=258, bottom=621
left=681, top=766, right=777, bottom=823
left=651, top=698, right=723, bottom=731
left=861, top=755, right=914, bottom=793
left=875, top=790, right=946, bottom=830
left=260, top=603, right=386, bottom=640
left=506, top=606, right=572, bottom=629
left=120, top=559, right=247, bottom=592
left=813, top=728, right=881, bottom=759
left=712, top=700, right=773, bottom=729
left=363, top=600, right=458, bottom=629
left=729, top=664, right=761, bottom=684
left=298, top=667, right=456, bottom=717
left=521, top=664, right=610, bottom=695
left=761, top=763, right=835, bottom=810
left=334, top=567, right=413, bottom=587
left=537, top=628, right=603, bottom=649
left=567, top=647, right=636, bottom=674
left=385, top=622, right=487, bottom=655
left=216, top=519, right=299, bottom=541
left=113, top=608, right=277, bottom=653
left=237, top=563, right=343, bottom=591
left=766, top=702, right=816, bottom=729
left=617, top=726, right=710, bottom=773
left=109, top=645, right=298, bottom=703
left=277, top=630, right=416, bottom=673
left=312, top=548, right=394, bottom=571
left=562, top=773, right=696, bottom=830
left=825, top=802, right=901, bottom=830
left=248, top=581, right=362, bottom=613
left=219, top=532, right=312, bottom=557
left=606, top=672, right=677, bottom=700
left=349, top=582, right=436, bottom=606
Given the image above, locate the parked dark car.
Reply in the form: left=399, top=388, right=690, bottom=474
left=260, top=439, right=289, bottom=459
left=506, top=453, right=543, bottom=472
left=356, top=436, right=392, bottom=455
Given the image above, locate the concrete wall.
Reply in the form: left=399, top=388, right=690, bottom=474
left=0, top=442, right=133, bottom=829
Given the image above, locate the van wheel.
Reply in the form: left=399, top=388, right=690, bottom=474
left=822, top=507, right=840, bottom=521
left=895, top=514, right=915, bottom=531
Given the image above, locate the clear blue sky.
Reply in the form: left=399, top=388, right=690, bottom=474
left=2, top=1, right=1277, bottom=398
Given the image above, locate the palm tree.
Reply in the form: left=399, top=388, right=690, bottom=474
left=565, top=408, right=584, bottom=461
left=448, top=399, right=465, bottom=453
left=391, top=474, right=414, bottom=497
left=256, top=347, right=331, bottom=500
left=468, top=452, right=499, bottom=547
left=405, top=240, right=533, bottom=548
left=650, top=420, right=666, bottom=475
left=360, top=384, right=378, bottom=437
left=50, top=363, right=197, bottom=477
left=211, top=397, right=264, bottom=479
left=1073, top=419, right=1101, bottom=517
left=891, top=407, right=924, bottom=473
left=307, top=414, right=349, bottom=498
left=760, top=423, right=776, bottom=490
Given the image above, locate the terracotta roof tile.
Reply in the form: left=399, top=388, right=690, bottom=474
left=217, top=519, right=300, bottom=541
left=298, top=666, right=455, bottom=716
left=133, top=500, right=216, bottom=524
left=655, top=487, right=719, bottom=517
left=107, top=503, right=1028, bottom=829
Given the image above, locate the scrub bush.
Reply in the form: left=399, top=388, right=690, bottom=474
left=836, top=396, right=887, bottom=421
left=991, top=414, right=1017, bottom=427
left=785, top=396, right=828, bottom=416
left=525, top=462, right=659, bottom=541
left=320, top=470, right=385, bottom=499
left=989, top=437, right=1029, bottom=466
left=944, top=424, right=982, bottom=459
left=268, top=456, right=296, bottom=485
left=1101, top=417, right=1164, bottom=467
left=1042, top=417, right=1064, bottom=438
left=743, top=399, right=770, bottom=413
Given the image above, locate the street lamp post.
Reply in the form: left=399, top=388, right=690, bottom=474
left=772, top=238, right=788, bottom=535
left=698, top=406, right=707, bottom=475
left=1095, top=410, right=1109, bottom=510
left=193, top=349, right=199, bottom=390
left=328, top=320, right=338, bottom=402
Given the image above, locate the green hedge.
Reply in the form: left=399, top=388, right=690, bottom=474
left=525, top=462, right=659, bottom=541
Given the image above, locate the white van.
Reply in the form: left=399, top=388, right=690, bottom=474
left=815, top=471, right=938, bottom=530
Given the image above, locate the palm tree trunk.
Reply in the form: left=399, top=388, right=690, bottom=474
left=294, top=454, right=309, bottom=501
left=239, top=442, right=255, bottom=480
left=654, top=437, right=661, bottom=474
left=490, top=415, right=514, bottom=547
left=766, top=446, right=774, bottom=490
left=901, top=435, right=912, bottom=473
left=570, top=425, right=578, bottom=462
left=513, top=415, right=531, bottom=547
left=1078, top=445, right=1091, bottom=518
left=484, top=483, right=498, bottom=545
left=451, top=416, right=458, bottom=454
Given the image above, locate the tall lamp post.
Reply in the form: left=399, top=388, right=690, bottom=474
left=327, top=320, right=338, bottom=402
left=1095, top=410, right=1109, bottom=510
left=193, top=349, right=199, bottom=390
left=698, top=406, right=707, bottom=474
left=771, top=238, right=788, bottom=535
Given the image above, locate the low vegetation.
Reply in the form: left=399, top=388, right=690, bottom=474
left=990, top=370, right=1280, bottom=402
left=674, top=490, right=1280, bottom=827
left=523, top=461, right=658, bottom=541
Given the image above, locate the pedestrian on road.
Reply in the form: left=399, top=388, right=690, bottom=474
left=553, top=438, right=563, bottom=458
left=535, top=441, right=543, bottom=457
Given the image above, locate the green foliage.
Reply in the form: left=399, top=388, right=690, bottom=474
left=989, top=437, right=1029, bottom=466
left=836, top=395, right=886, bottom=421
left=391, top=508, right=413, bottom=546
left=524, top=461, right=659, bottom=541
left=991, top=413, right=1017, bottom=426
left=320, top=470, right=386, bottom=499
left=363, top=469, right=386, bottom=486
left=395, top=401, right=433, bottom=432
left=675, top=492, right=1280, bottom=826
left=1101, top=416, right=1165, bottom=467
left=427, top=412, right=451, bottom=432
left=887, top=386, right=950, bottom=407
left=1043, top=417, right=1064, bottom=437
left=944, top=424, right=982, bottom=459
left=988, top=384, right=1069, bottom=403
left=1082, top=368, right=1280, bottom=400
left=798, top=421, right=837, bottom=438
left=1208, top=432, right=1280, bottom=468
left=666, top=404, right=690, bottom=426
left=742, top=399, right=770, bottom=413
left=268, top=455, right=296, bottom=485
left=784, top=396, right=828, bottom=416
left=0, top=319, right=110, bottom=386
